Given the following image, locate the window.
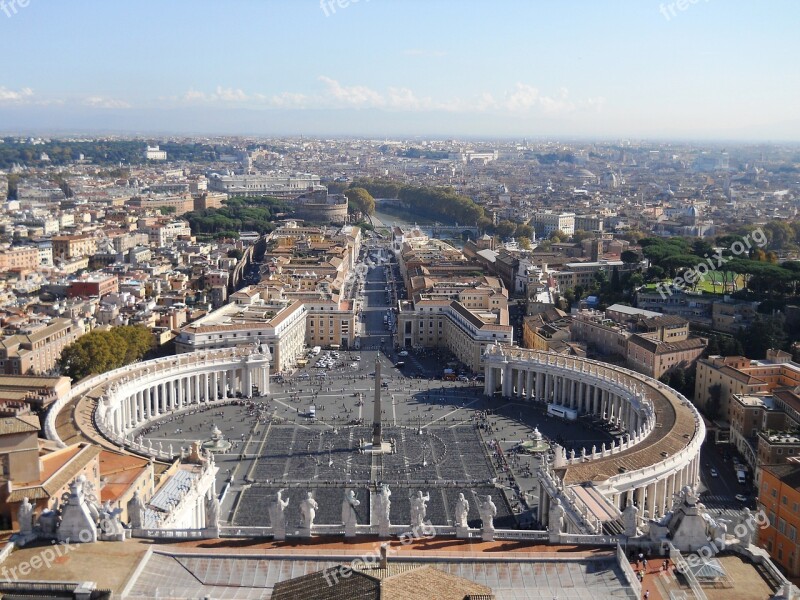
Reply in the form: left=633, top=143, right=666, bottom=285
left=778, top=518, right=786, bottom=534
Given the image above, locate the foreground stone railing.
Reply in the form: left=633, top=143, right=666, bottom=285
left=616, top=541, right=642, bottom=598
left=131, top=525, right=589, bottom=546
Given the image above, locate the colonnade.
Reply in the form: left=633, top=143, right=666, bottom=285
left=95, top=348, right=270, bottom=444
left=484, top=354, right=649, bottom=436
left=482, top=344, right=704, bottom=531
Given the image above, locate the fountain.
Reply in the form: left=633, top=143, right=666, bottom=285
left=515, top=427, right=550, bottom=454
left=201, top=425, right=232, bottom=453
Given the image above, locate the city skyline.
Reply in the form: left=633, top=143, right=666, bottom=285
left=1, top=0, right=798, bottom=140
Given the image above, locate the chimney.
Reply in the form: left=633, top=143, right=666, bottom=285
left=380, top=543, right=389, bottom=569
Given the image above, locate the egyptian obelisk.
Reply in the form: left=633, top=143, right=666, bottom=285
left=372, top=357, right=382, bottom=447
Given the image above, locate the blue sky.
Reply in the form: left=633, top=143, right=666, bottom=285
left=0, top=0, right=798, bottom=140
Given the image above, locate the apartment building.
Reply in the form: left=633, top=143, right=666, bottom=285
left=551, top=260, right=631, bottom=292
left=571, top=305, right=706, bottom=379
left=522, top=310, right=574, bottom=353
left=396, top=299, right=512, bottom=373
left=142, top=221, right=192, bottom=247
left=67, top=274, right=119, bottom=298
left=0, top=318, right=85, bottom=375
left=127, top=194, right=194, bottom=215
left=729, top=393, right=787, bottom=467
left=758, top=462, right=800, bottom=577
left=694, top=350, right=800, bottom=420
left=51, top=235, right=97, bottom=261
left=0, top=246, right=40, bottom=271
left=304, top=299, right=356, bottom=349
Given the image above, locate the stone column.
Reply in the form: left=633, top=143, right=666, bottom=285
left=154, top=384, right=161, bottom=417
left=502, top=363, right=512, bottom=397
left=570, top=379, right=577, bottom=409
left=526, top=371, right=534, bottom=400
left=220, top=370, right=228, bottom=400
left=645, top=482, right=656, bottom=518
left=144, top=387, right=151, bottom=419
left=635, top=486, right=644, bottom=510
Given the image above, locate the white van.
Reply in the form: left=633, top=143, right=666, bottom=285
left=547, top=404, right=578, bottom=421
left=311, top=346, right=322, bottom=356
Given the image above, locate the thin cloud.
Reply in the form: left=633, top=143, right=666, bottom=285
left=174, top=79, right=602, bottom=118
left=0, top=86, right=34, bottom=104
left=83, top=96, right=131, bottom=109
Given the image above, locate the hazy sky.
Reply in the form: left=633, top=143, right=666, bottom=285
left=1, top=0, right=798, bottom=140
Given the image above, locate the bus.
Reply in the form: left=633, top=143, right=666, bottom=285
left=546, top=404, right=578, bottom=421
left=443, top=369, right=457, bottom=381
left=307, top=405, right=317, bottom=419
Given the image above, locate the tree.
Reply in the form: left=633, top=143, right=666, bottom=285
left=58, top=326, right=153, bottom=381
left=477, top=216, right=494, bottom=233
left=550, top=229, right=566, bottom=242
left=515, top=224, right=533, bottom=240
left=496, top=220, right=517, bottom=239
left=518, top=236, right=532, bottom=250
left=344, top=187, right=376, bottom=216
left=610, top=266, right=621, bottom=292
left=737, top=314, right=787, bottom=359
left=621, top=250, right=640, bottom=266
left=572, top=229, right=593, bottom=244
left=227, top=248, right=244, bottom=260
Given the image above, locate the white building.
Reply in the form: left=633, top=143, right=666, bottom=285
left=532, top=212, right=575, bottom=237
left=174, top=296, right=307, bottom=373
left=145, top=145, right=168, bottom=161
left=208, top=172, right=322, bottom=197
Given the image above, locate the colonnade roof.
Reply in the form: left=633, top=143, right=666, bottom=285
left=561, top=381, right=695, bottom=485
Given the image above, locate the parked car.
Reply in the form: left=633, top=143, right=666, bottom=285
left=710, top=468, right=719, bottom=478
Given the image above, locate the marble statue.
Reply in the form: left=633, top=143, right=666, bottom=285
left=622, top=502, right=639, bottom=537
left=127, top=490, right=144, bottom=529
left=680, top=485, right=699, bottom=506
left=454, top=493, right=470, bottom=528
left=377, top=484, right=391, bottom=529
left=300, top=492, right=319, bottom=529
left=342, top=489, right=360, bottom=528
left=712, top=518, right=728, bottom=545
left=99, top=501, right=124, bottom=536
left=270, top=489, right=289, bottom=535
left=410, top=490, right=429, bottom=529
left=549, top=498, right=566, bottom=533
left=205, top=493, right=221, bottom=530
left=17, top=497, right=34, bottom=535
left=479, top=495, right=497, bottom=530
left=739, top=508, right=756, bottom=546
